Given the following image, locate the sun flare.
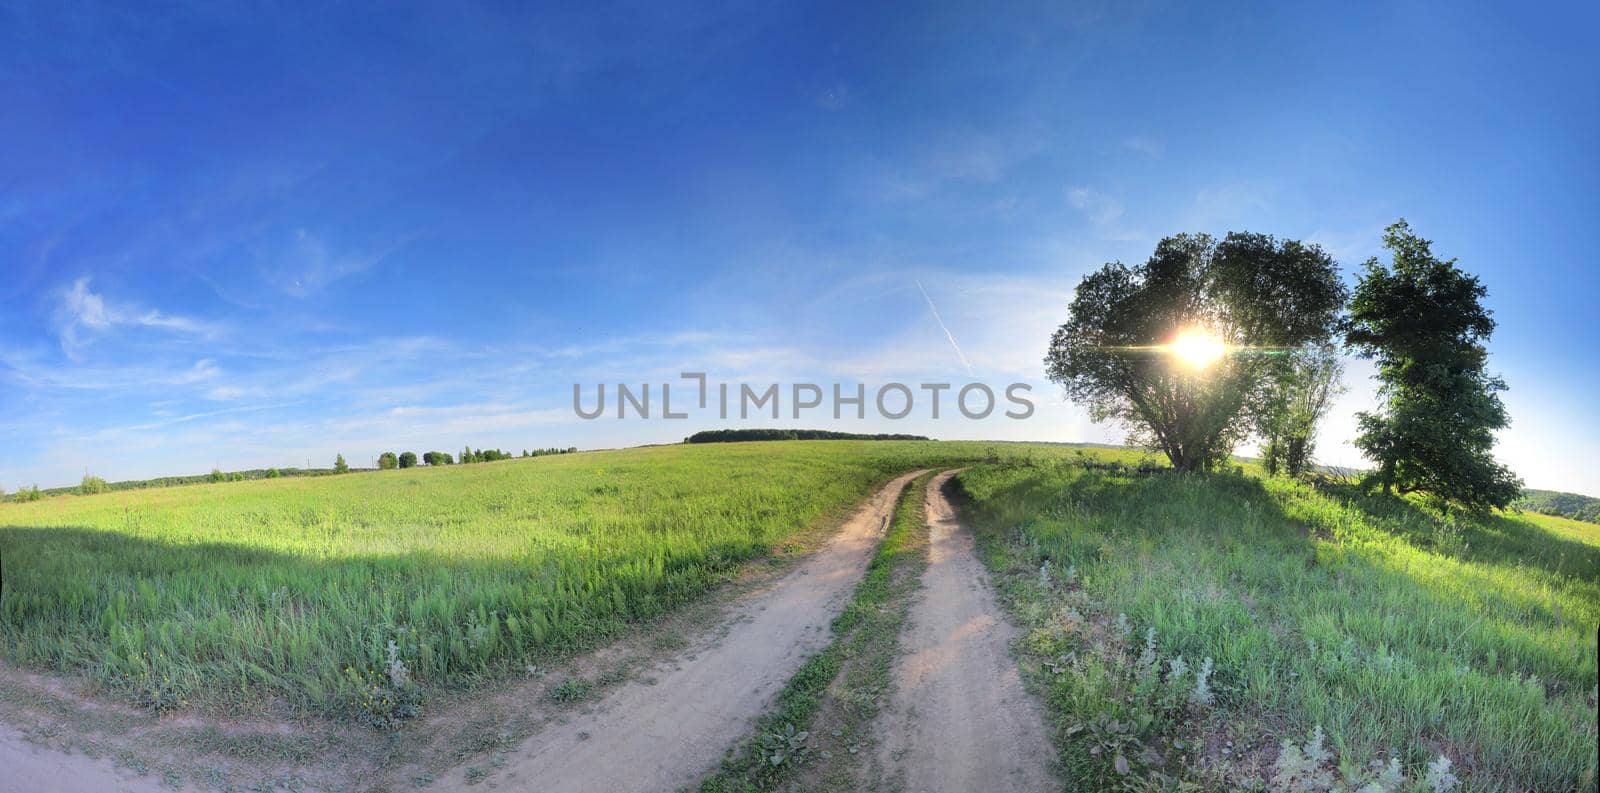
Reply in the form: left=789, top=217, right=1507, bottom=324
left=1169, top=327, right=1228, bottom=369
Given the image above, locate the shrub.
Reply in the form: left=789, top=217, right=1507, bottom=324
left=14, top=484, right=42, bottom=502
left=79, top=474, right=109, bottom=495
left=209, top=468, right=227, bottom=483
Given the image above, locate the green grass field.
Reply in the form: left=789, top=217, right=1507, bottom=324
left=0, top=440, right=1022, bottom=722
left=4, top=440, right=1595, bottom=790
left=958, top=456, right=1598, bottom=791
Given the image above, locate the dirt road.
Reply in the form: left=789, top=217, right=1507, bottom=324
left=871, top=469, right=1056, bottom=792
left=480, top=469, right=928, bottom=792
left=0, top=721, right=175, bottom=793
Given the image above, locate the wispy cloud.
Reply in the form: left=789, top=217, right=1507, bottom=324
left=175, top=359, right=222, bottom=384
left=1068, top=187, right=1125, bottom=226
left=809, top=82, right=852, bottom=111
left=1181, top=184, right=1277, bottom=230
left=873, top=129, right=1044, bottom=202
left=1067, top=186, right=1147, bottom=243
left=204, top=385, right=264, bottom=401
left=1308, top=222, right=1389, bottom=265
left=55, top=277, right=222, bottom=358
left=263, top=228, right=418, bottom=298
left=1121, top=136, right=1165, bottom=159
left=916, top=279, right=974, bottom=377
left=117, top=401, right=305, bottom=432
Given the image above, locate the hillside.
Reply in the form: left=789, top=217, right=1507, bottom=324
left=1516, top=488, right=1600, bottom=524
left=960, top=459, right=1598, bottom=790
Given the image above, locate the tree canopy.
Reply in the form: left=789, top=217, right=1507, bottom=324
left=1045, top=232, right=1345, bottom=471
left=1346, top=220, right=1521, bottom=511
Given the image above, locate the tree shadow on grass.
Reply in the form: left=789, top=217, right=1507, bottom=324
left=963, top=461, right=1598, bottom=590
left=1308, top=481, right=1600, bottom=585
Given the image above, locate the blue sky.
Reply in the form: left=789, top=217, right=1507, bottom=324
left=2, top=1, right=1596, bottom=494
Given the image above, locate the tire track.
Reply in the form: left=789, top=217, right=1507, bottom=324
left=482, top=470, right=930, bottom=792
left=871, top=469, right=1056, bottom=792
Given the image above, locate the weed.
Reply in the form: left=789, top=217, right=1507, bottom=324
left=1272, top=725, right=1459, bottom=793
left=544, top=677, right=595, bottom=704
left=760, top=723, right=811, bottom=767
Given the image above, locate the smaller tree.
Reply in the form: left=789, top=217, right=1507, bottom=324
left=15, top=485, right=42, bottom=502
left=209, top=468, right=227, bottom=483
left=265, top=468, right=281, bottom=479
left=79, top=474, right=109, bottom=495
left=378, top=452, right=398, bottom=470
left=398, top=452, right=418, bottom=469
left=1259, top=345, right=1345, bottom=477
left=334, top=454, right=349, bottom=474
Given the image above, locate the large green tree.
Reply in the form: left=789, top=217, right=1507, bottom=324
left=1046, top=232, right=1345, bottom=471
left=1345, top=220, right=1521, bottom=511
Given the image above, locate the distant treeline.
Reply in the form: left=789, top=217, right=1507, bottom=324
left=379, top=446, right=578, bottom=469
left=5, top=444, right=580, bottom=502
left=684, top=429, right=930, bottom=444
left=21, top=467, right=350, bottom=497
left=1515, top=489, right=1600, bottom=524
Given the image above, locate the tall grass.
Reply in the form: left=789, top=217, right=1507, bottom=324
left=959, top=460, right=1597, bottom=791
left=0, top=441, right=1036, bottom=720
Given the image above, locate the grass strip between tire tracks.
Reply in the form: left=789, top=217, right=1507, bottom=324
left=699, top=470, right=936, bottom=792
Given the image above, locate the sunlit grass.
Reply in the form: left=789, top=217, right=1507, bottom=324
left=959, top=459, right=1597, bottom=791
left=0, top=440, right=1045, bottom=720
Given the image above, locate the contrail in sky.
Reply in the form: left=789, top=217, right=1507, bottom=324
left=916, top=279, right=974, bottom=377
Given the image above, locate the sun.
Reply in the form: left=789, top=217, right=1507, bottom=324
left=1169, top=327, right=1228, bottom=369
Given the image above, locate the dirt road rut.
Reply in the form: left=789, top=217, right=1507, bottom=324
left=871, top=469, right=1056, bottom=792
left=0, top=721, right=173, bottom=793
left=482, top=469, right=928, bottom=792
